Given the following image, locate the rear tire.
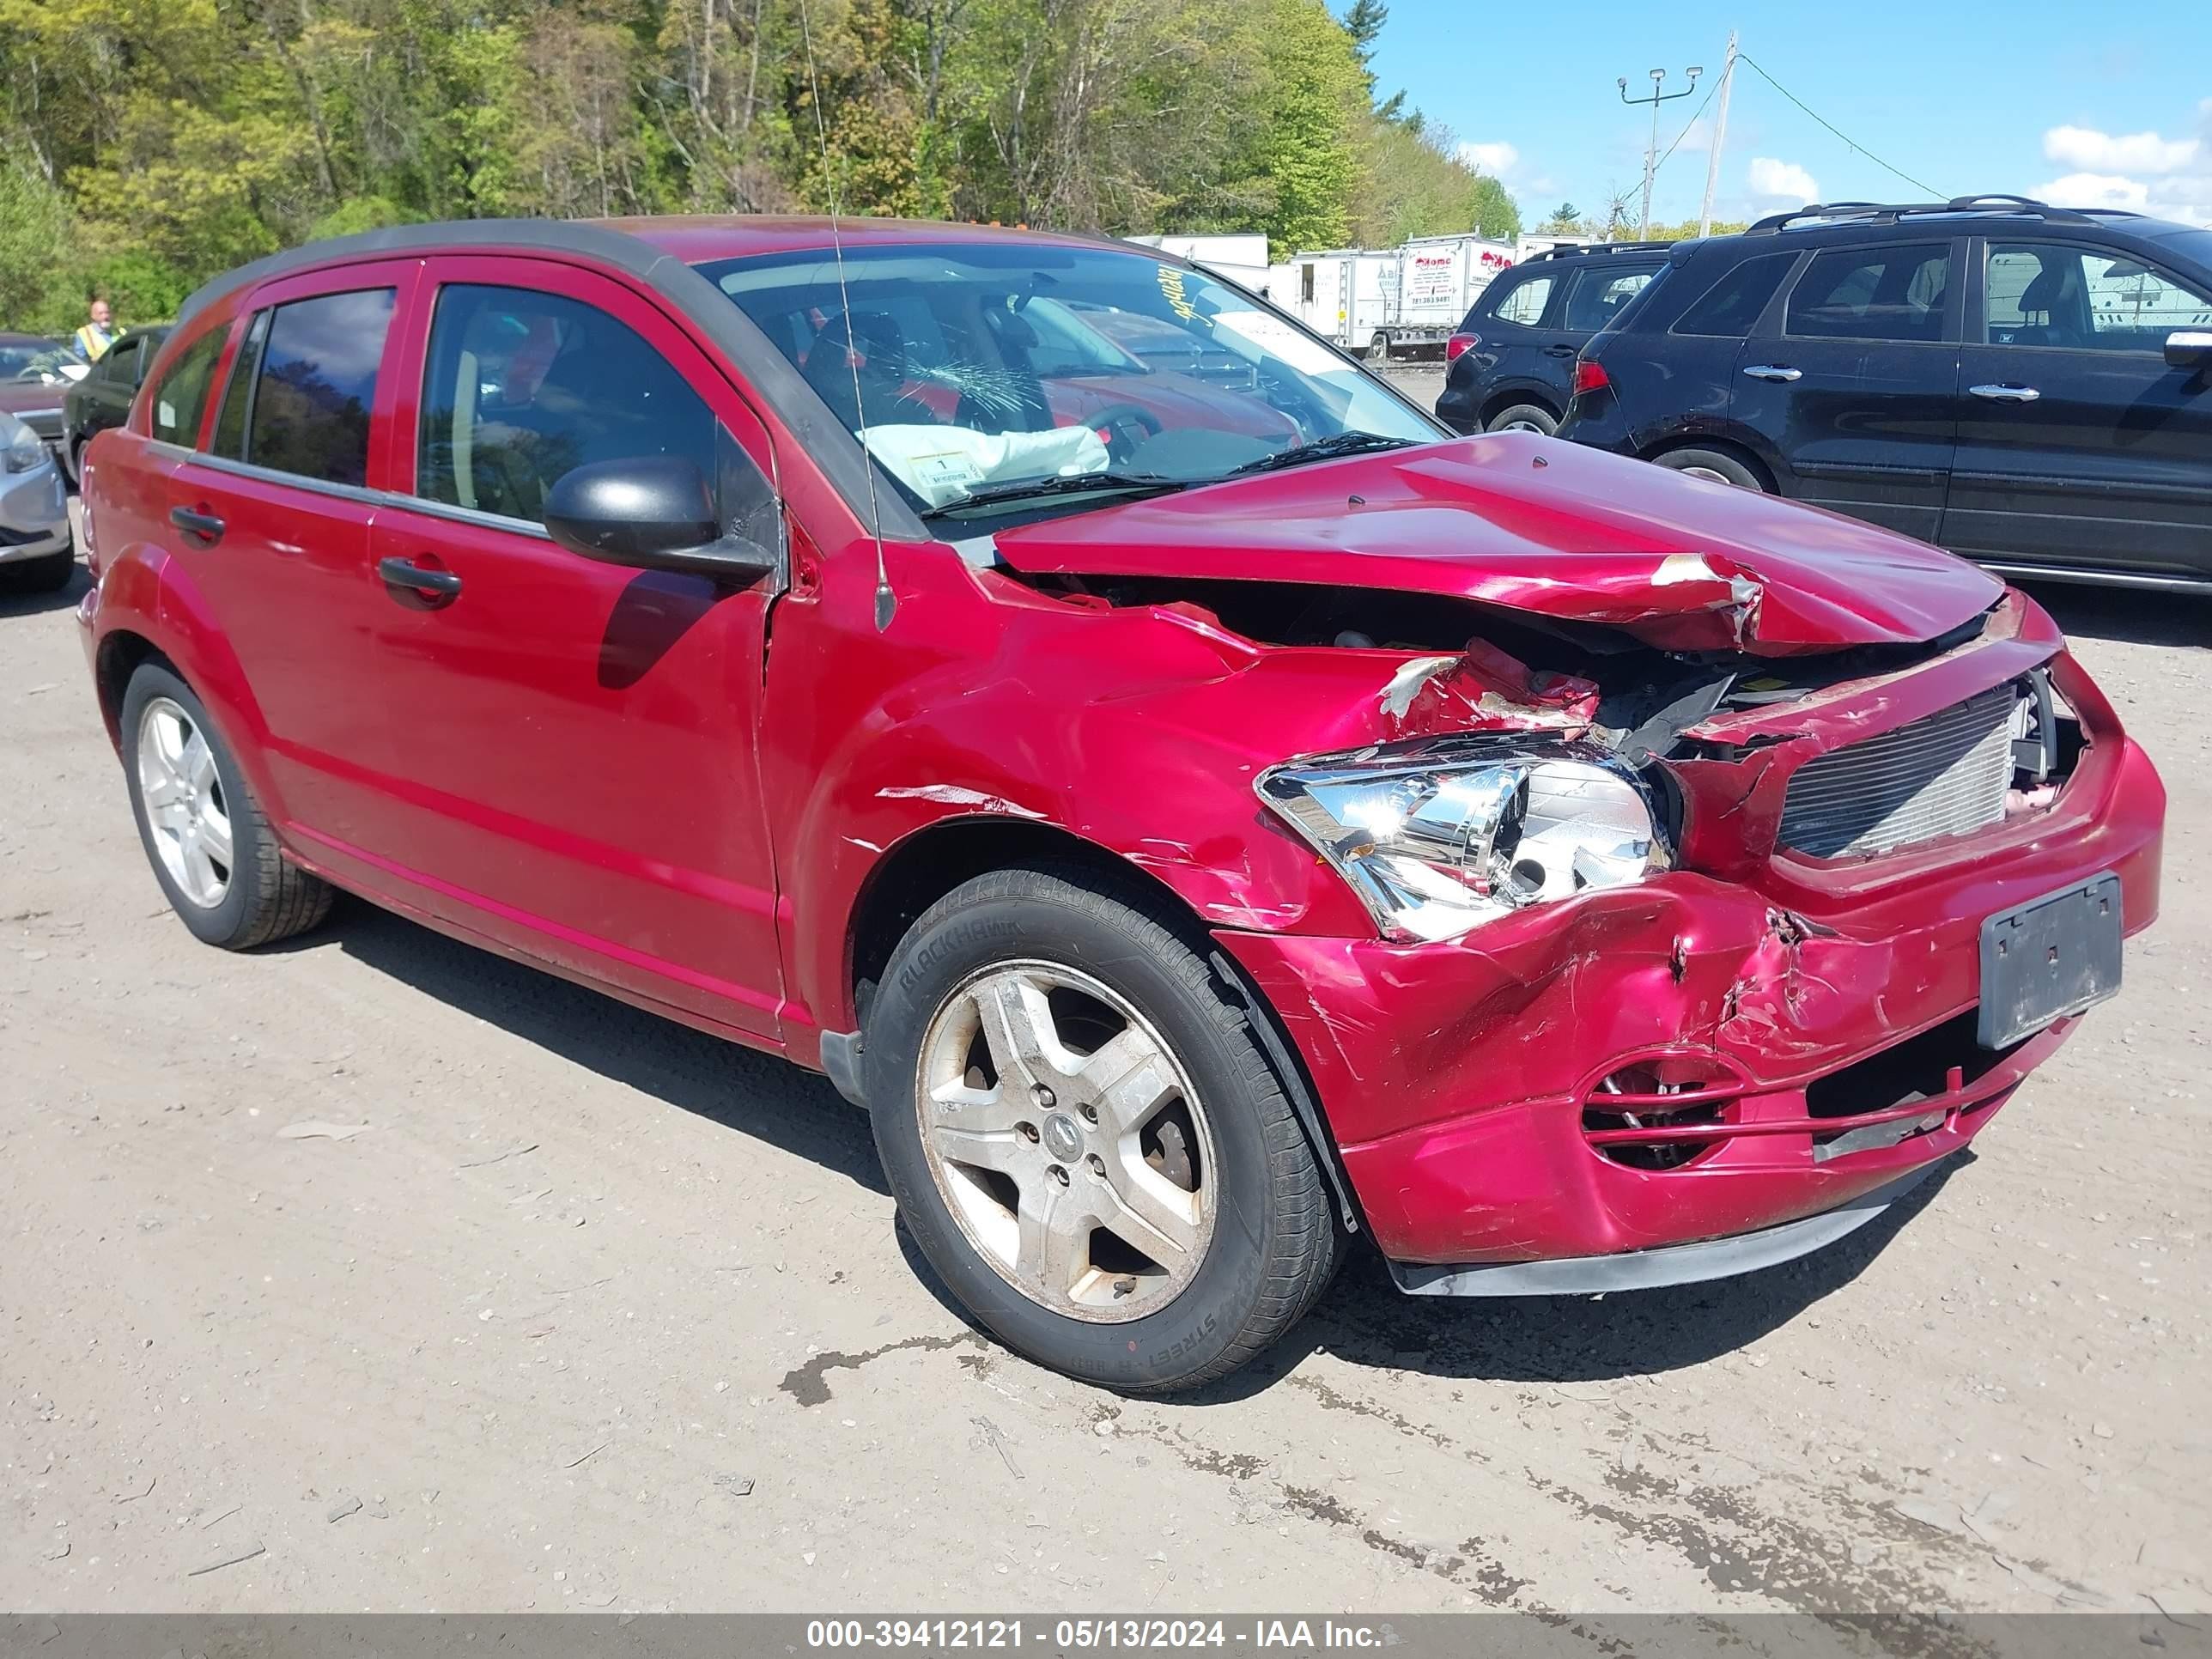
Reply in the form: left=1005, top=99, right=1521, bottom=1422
left=120, top=662, right=334, bottom=950
left=864, top=865, right=1340, bottom=1394
left=0, top=549, right=74, bottom=595
left=1485, top=403, right=1559, bottom=436
left=1367, top=331, right=1392, bottom=363
left=1654, top=446, right=1765, bottom=489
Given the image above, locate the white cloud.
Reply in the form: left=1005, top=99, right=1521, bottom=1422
left=1455, top=141, right=1518, bottom=176
left=2029, top=109, right=2212, bottom=227
left=2033, top=171, right=2150, bottom=210
left=2042, top=125, right=2200, bottom=174
left=1747, top=157, right=1819, bottom=202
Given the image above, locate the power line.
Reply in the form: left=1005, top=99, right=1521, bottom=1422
left=1737, top=53, right=1946, bottom=199
left=1651, top=78, right=1719, bottom=178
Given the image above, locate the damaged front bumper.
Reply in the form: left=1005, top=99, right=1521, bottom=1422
left=1215, top=635, right=2165, bottom=1280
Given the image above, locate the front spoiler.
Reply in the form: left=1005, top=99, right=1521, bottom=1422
left=1387, top=1158, right=1943, bottom=1297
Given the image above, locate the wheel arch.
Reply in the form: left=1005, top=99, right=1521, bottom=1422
left=847, top=815, right=1206, bottom=1024
left=841, top=812, right=1364, bottom=1231
left=1640, top=431, right=1780, bottom=493
left=94, top=628, right=171, bottom=747
left=1477, top=384, right=1564, bottom=428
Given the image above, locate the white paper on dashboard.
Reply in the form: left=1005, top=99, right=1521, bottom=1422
left=861, top=424, right=1111, bottom=507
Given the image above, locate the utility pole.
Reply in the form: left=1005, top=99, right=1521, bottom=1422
left=1619, top=63, right=1702, bottom=239
left=1698, top=32, right=1738, bottom=238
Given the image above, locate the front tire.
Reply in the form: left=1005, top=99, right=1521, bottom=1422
left=120, top=662, right=334, bottom=950
left=865, top=866, right=1338, bottom=1393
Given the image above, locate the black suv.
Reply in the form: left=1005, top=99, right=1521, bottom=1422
left=1555, top=196, right=2212, bottom=590
left=1434, top=243, right=1668, bottom=435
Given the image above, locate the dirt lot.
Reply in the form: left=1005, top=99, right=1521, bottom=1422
left=3, top=479, right=2209, bottom=1615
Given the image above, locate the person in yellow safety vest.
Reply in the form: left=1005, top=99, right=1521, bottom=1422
left=71, top=298, right=117, bottom=364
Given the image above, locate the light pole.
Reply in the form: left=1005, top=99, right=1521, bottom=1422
left=1619, top=64, right=1702, bottom=239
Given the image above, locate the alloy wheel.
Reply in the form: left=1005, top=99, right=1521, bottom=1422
left=914, top=960, right=1217, bottom=1322
left=137, top=696, right=233, bottom=908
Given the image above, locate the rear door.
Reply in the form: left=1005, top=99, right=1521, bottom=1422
left=164, top=265, right=416, bottom=836
left=350, top=258, right=788, bottom=1036
left=1946, top=237, right=2212, bottom=581
left=1455, top=265, right=1571, bottom=426
left=1728, top=237, right=1963, bottom=541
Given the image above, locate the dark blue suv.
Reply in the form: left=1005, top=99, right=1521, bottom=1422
left=1434, top=243, right=1669, bottom=436
left=1556, top=196, right=2212, bottom=591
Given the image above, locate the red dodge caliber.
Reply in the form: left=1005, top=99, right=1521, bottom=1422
left=76, top=218, right=2165, bottom=1391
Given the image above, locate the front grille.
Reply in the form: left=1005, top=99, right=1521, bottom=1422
left=1778, top=684, right=2016, bottom=859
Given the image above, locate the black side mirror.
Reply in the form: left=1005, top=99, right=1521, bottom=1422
left=2166, top=330, right=2212, bottom=372
left=544, top=455, right=778, bottom=582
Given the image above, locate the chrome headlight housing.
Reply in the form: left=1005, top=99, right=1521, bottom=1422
left=1, top=414, right=43, bottom=475
left=1257, top=736, right=1670, bottom=943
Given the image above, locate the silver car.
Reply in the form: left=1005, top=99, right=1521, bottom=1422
left=0, top=409, right=72, bottom=595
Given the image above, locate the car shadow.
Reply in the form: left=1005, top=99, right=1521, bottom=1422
left=2019, top=578, right=2209, bottom=650
left=296, top=899, right=890, bottom=1195
left=0, top=557, right=88, bottom=617
left=891, top=1145, right=1971, bottom=1400
left=1188, top=1153, right=1971, bottom=1400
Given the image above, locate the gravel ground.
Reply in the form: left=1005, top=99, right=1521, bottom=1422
left=3, top=489, right=2208, bottom=1616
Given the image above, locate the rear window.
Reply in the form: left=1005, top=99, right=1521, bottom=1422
left=149, top=326, right=228, bottom=448
left=1487, top=273, right=1554, bottom=325
left=230, top=288, right=395, bottom=486
left=1784, top=243, right=1950, bottom=342
left=1673, top=252, right=1798, bottom=337
left=1562, top=265, right=1660, bottom=331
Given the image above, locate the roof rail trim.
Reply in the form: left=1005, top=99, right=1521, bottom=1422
left=1744, top=194, right=2106, bottom=236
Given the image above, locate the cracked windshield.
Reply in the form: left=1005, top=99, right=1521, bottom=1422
left=703, top=243, right=1436, bottom=519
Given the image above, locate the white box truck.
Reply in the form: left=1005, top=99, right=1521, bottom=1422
left=1281, top=235, right=1516, bottom=361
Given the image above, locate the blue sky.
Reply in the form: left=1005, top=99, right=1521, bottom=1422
left=1361, top=2, right=2212, bottom=228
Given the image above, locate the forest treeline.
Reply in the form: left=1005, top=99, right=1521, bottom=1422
left=0, top=0, right=1524, bottom=329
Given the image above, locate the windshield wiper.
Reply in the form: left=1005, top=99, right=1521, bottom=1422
left=921, top=471, right=1189, bottom=519
left=1224, top=431, right=1419, bottom=477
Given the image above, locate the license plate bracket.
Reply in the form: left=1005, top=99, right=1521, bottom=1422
left=1978, top=872, right=2123, bottom=1049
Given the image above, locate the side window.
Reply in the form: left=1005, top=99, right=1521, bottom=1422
left=1490, top=274, right=1555, bottom=326
left=1299, top=264, right=1315, bottom=303
left=99, top=338, right=141, bottom=385
left=1673, top=252, right=1799, bottom=337
left=234, top=289, right=395, bottom=485
left=213, top=311, right=270, bottom=459
left=1562, top=267, right=1657, bottom=332
left=1785, top=243, right=1951, bottom=342
left=417, top=284, right=773, bottom=550
left=1986, top=242, right=2212, bottom=351
left=149, top=327, right=228, bottom=447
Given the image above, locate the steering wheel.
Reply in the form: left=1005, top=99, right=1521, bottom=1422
left=1084, top=402, right=1165, bottom=465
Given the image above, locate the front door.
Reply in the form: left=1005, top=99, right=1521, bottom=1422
left=349, top=258, right=788, bottom=1037
left=1946, top=238, right=2212, bottom=582
left=1729, top=237, right=1963, bottom=542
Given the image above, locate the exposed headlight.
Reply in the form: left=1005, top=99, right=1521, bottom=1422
left=1257, top=736, right=1669, bottom=942
left=2, top=416, right=43, bottom=475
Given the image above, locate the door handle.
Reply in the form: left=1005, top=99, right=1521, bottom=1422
left=1969, top=383, right=2041, bottom=404
left=169, top=505, right=225, bottom=544
left=1542, top=343, right=1577, bottom=357
left=377, top=556, right=464, bottom=606
left=1741, top=364, right=1802, bottom=383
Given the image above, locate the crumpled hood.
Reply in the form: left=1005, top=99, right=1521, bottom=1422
left=991, top=434, right=2002, bottom=656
